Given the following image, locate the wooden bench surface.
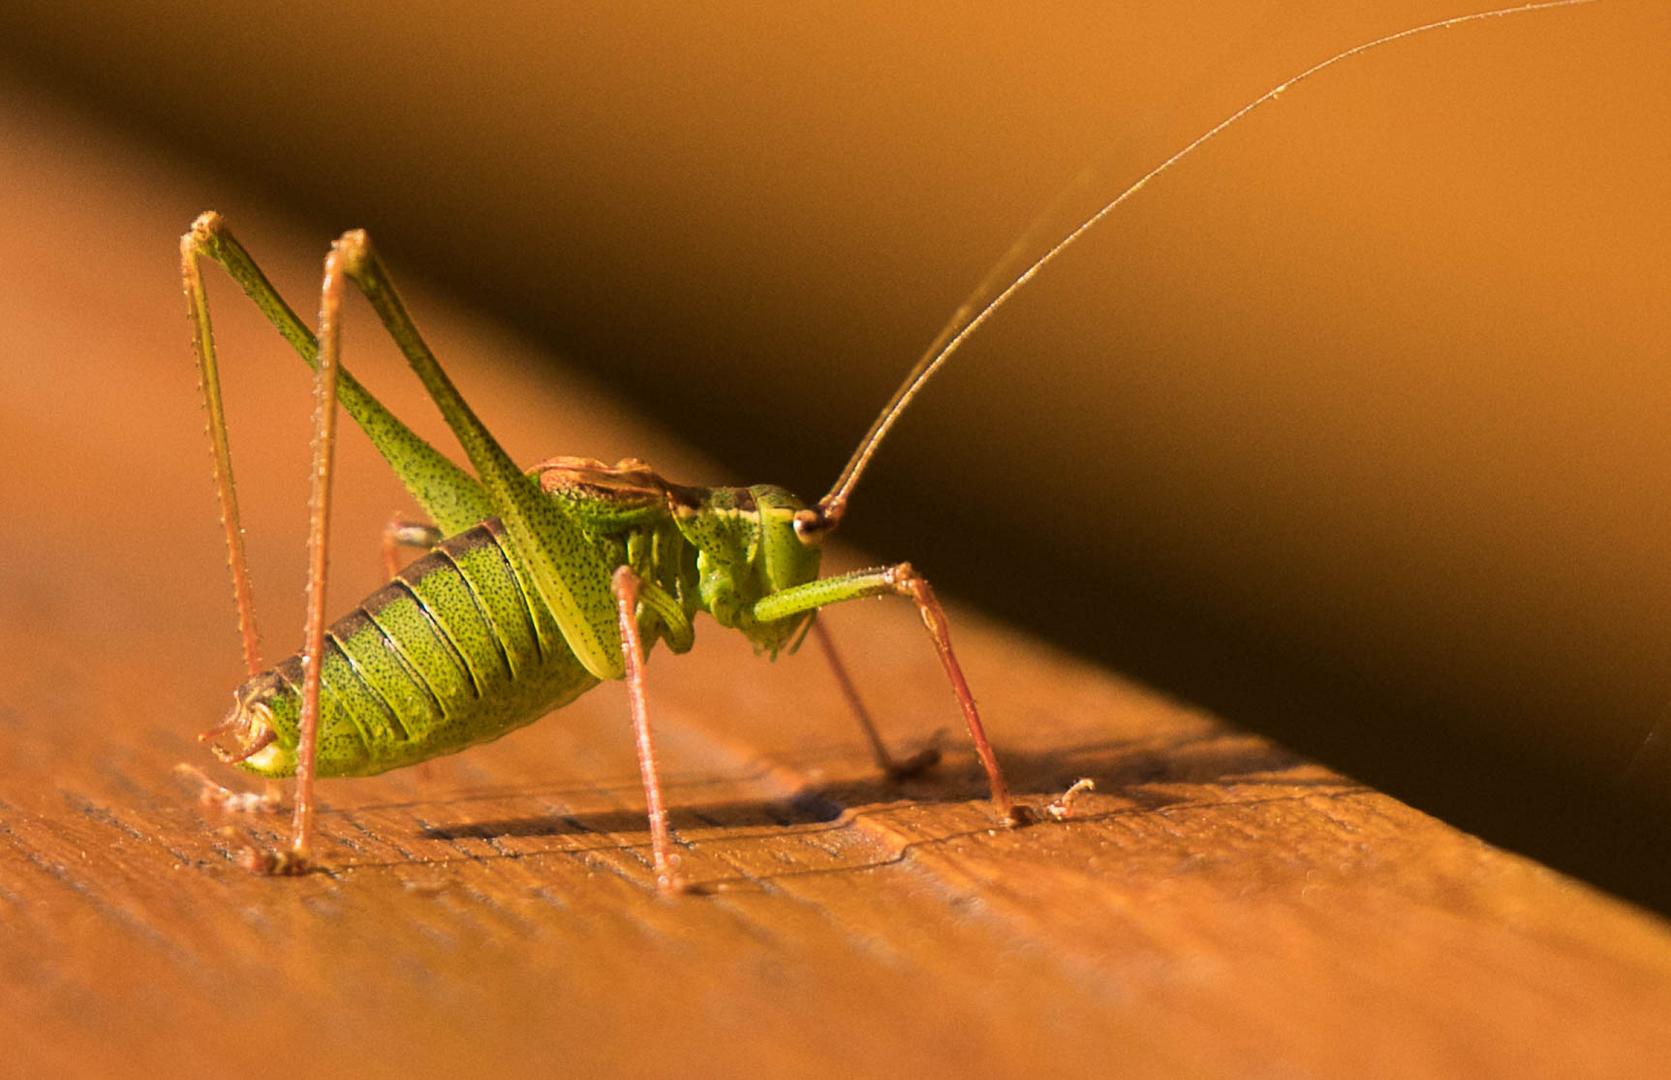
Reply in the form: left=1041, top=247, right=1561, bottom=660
left=3, top=75, right=1670, bottom=1080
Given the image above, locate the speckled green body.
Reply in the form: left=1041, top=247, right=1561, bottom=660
left=233, top=520, right=597, bottom=777
left=227, top=467, right=823, bottom=779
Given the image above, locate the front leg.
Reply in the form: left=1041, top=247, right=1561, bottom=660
left=754, top=563, right=1027, bottom=826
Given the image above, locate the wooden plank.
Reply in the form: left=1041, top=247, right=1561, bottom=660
left=2, top=73, right=1669, bottom=1080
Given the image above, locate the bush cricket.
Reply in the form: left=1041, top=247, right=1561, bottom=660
left=181, top=1, right=1593, bottom=891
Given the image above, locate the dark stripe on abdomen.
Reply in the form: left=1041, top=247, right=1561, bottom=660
left=436, top=521, right=550, bottom=672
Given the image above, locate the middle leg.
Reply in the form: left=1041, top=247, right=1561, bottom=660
left=611, top=565, right=683, bottom=895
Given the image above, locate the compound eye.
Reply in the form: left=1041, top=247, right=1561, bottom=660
left=792, top=508, right=828, bottom=545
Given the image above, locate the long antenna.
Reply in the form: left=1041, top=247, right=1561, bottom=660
left=801, top=0, right=1596, bottom=538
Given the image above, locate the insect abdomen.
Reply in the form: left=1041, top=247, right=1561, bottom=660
left=243, top=521, right=599, bottom=778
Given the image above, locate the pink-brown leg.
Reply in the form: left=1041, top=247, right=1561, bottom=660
left=611, top=565, right=683, bottom=894
left=753, top=562, right=1025, bottom=824
left=261, top=236, right=352, bottom=874
left=182, top=220, right=289, bottom=823
left=886, top=563, right=1026, bottom=825
left=181, top=232, right=264, bottom=679
left=808, top=617, right=941, bottom=780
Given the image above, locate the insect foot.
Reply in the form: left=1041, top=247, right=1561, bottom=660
left=658, top=866, right=693, bottom=898
left=210, top=826, right=312, bottom=876
left=1005, top=804, right=1039, bottom=828
left=238, top=847, right=311, bottom=877
left=881, top=731, right=944, bottom=782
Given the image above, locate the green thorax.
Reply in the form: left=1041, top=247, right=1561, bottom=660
left=533, top=457, right=823, bottom=657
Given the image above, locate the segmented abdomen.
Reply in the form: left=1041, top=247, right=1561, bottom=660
left=255, top=520, right=599, bottom=778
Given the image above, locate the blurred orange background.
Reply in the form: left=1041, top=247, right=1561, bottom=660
left=1, top=1, right=1667, bottom=906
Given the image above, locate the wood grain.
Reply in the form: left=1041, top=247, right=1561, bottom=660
left=2, top=75, right=1669, bottom=1080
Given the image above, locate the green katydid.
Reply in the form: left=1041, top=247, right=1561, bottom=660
left=183, top=219, right=1003, bottom=891
left=181, top=1, right=1592, bottom=892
